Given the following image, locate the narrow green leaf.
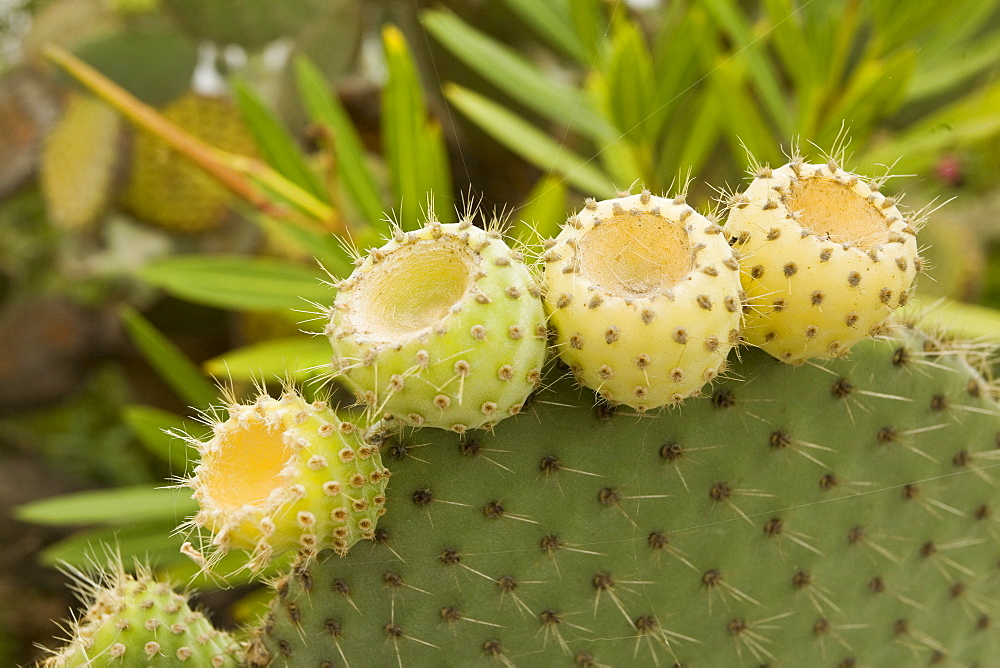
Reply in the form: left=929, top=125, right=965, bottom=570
left=166, top=550, right=292, bottom=591
left=703, top=0, right=794, bottom=136
left=232, top=79, right=328, bottom=204
left=295, top=56, right=385, bottom=226
left=16, top=486, right=196, bottom=526
left=868, top=1, right=943, bottom=57
left=859, top=82, right=1000, bottom=175
left=122, top=405, right=194, bottom=472
left=421, top=118, right=454, bottom=221
left=674, top=90, right=722, bottom=179
left=913, top=0, right=998, bottom=59
left=817, top=50, right=916, bottom=148
left=705, top=55, right=779, bottom=170
left=120, top=306, right=217, bottom=407
left=38, top=522, right=185, bottom=568
left=567, top=0, right=607, bottom=62
left=138, top=255, right=330, bottom=312
left=252, top=213, right=354, bottom=279
left=422, top=10, right=612, bottom=143
left=649, top=3, right=702, bottom=137
left=382, top=24, right=446, bottom=227
left=512, top=174, right=568, bottom=243
left=602, top=21, right=663, bottom=146
left=203, top=335, right=333, bottom=381
left=445, top=83, right=615, bottom=197
left=503, top=0, right=588, bottom=63
left=907, top=30, right=1000, bottom=103
left=901, top=300, right=1000, bottom=342
left=762, top=0, right=818, bottom=94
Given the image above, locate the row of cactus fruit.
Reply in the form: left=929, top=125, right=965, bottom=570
left=41, top=156, right=1000, bottom=666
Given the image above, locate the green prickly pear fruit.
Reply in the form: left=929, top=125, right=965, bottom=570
left=326, top=216, right=547, bottom=433
left=120, top=92, right=255, bottom=233
left=41, top=563, right=243, bottom=666
left=180, top=387, right=389, bottom=572
left=40, top=94, right=126, bottom=231
left=543, top=191, right=743, bottom=410
left=726, top=160, right=919, bottom=364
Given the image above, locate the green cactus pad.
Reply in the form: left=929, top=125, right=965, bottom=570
left=253, top=326, right=1000, bottom=666
left=121, top=92, right=254, bottom=233
left=182, top=389, right=389, bottom=571
left=544, top=191, right=743, bottom=409
left=41, top=565, right=242, bottom=666
left=327, top=218, right=547, bottom=432
left=726, top=161, right=920, bottom=364
left=41, top=94, right=126, bottom=231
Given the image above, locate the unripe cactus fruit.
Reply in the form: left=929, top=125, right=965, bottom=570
left=41, top=94, right=126, bottom=231
left=326, top=217, right=547, bottom=432
left=725, top=160, right=919, bottom=364
left=543, top=191, right=743, bottom=409
left=181, top=389, right=389, bottom=571
left=42, top=564, right=242, bottom=666
left=121, top=92, right=255, bottom=233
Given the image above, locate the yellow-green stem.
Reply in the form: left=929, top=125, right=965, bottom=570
left=43, top=44, right=342, bottom=234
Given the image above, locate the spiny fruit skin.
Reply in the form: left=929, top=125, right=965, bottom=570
left=726, top=160, right=919, bottom=364
left=121, top=92, right=254, bottom=233
left=42, top=567, right=242, bottom=666
left=182, top=389, right=389, bottom=571
left=326, top=218, right=547, bottom=432
left=544, top=191, right=743, bottom=409
left=41, top=94, right=125, bottom=231
left=256, top=326, right=1000, bottom=666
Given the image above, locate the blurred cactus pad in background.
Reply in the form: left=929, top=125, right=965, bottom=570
left=2, top=0, right=1000, bottom=665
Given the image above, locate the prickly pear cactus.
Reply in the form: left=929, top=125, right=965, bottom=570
left=180, top=388, right=390, bottom=571
left=726, top=160, right=920, bottom=364
left=327, top=217, right=547, bottom=433
left=251, top=325, right=1000, bottom=666
left=544, top=191, right=743, bottom=409
left=42, top=564, right=243, bottom=666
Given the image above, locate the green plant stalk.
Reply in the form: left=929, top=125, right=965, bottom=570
left=214, top=151, right=339, bottom=232
left=42, top=44, right=338, bottom=233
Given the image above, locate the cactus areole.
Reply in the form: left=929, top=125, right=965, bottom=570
left=726, top=161, right=920, bottom=364
left=327, top=219, right=547, bottom=432
left=544, top=192, right=743, bottom=409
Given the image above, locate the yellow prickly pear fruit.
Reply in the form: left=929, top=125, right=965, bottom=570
left=121, top=92, right=255, bottom=233
left=180, top=388, right=389, bottom=571
left=41, top=94, right=126, bottom=231
left=543, top=191, right=744, bottom=410
left=725, top=160, right=920, bottom=364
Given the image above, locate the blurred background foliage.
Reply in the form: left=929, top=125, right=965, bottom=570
left=1, top=0, right=1000, bottom=663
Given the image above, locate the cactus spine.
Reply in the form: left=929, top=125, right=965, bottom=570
left=544, top=191, right=743, bottom=409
